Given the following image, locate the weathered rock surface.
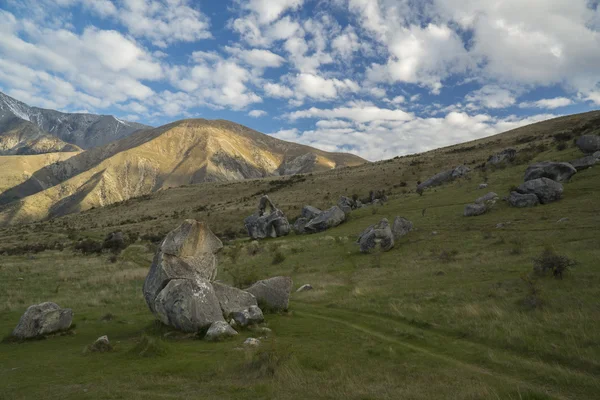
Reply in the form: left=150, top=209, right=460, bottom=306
left=244, top=195, right=290, bottom=240
left=212, top=282, right=258, bottom=318
left=301, top=205, right=322, bottom=220
left=204, top=321, right=238, bottom=341
left=154, top=278, right=224, bottom=332
left=576, top=135, right=600, bottom=153
left=231, top=305, right=264, bottom=327
left=417, top=165, right=470, bottom=191
left=464, top=203, right=488, bottom=217
left=508, top=191, right=540, bottom=208
left=87, top=335, right=113, bottom=352
left=143, top=220, right=223, bottom=313
left=12, top=302, right=73, bottom=339
left=304, top=206, right=346, bottom=233
left=292, top=217, right=308, bottom=234
left=570, top=156, right=597, bottom=171
left=246, top=277, right=292, bottom=312
left=337, top=196, right=356, bottom=215
left=357, top=218, right=395, bottom=253
left=244, top=338, right=260, bottom=346
left=517, top=178, right=563, bottom=204
left=391, top=216, right=413, bottom=239
left=487, top=148, right=517, bottom=165
left=524, top=162, right=577, bottom=182
left=475, top=192, right=499, bottom=204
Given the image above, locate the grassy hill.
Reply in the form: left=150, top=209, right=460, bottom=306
left=0, top=111, right=599, bottom=399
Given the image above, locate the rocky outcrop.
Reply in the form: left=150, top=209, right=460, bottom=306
left=516, top=178, right=563, bottom=204
left=357, top=218, right=395, bottom=253
left=292, top=217, right=308, bottom=234
left=524, top=162, right=577, bottom=182
left=475, top=192, right=499, bottom=204
left=303, top=206, right=346, bottom=233
left=338, top=196, right=359, bottom=215
left=301, top=205, right=322, bottom=220
left=417, top=165, right=470, bottom=192
left=464, top=203, right=488, bottom=217
left=508, top=191, right=540, bottom=208
left=244, top=195, right=290, bottom=240
left=487, top=148, right=517, bottom=166
left=12, top=302, right=73, bottom=339
left=212, top=282, right=258, bottom=318
left=391, top=217, right=413, bottom=239
left=576, top=135, right=600, bottom=153
left=246, top=277, right=293, bottom=312
left=570, top=156, right=598, bottom=171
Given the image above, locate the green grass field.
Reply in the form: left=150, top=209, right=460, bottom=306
left=1, top=131, right=600, bottom=399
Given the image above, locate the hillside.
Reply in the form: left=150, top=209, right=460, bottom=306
left=0, top=117, right=81, bottom=155
left=0, top=91, right=149, bottom=150
left=0, top=110, right=599, bottom=399
left=0, top=119, right=366, bottom=225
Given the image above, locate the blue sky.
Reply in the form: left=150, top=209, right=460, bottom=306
left=0, top=0, right=599, bottom=160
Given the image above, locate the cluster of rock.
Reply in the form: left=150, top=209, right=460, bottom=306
left=507, top=162, right=572, bottom=208
left=486, top=148, right=517, bottom=167
left=293, top=204, right=347, bottom=234
left=464, top=191, right=499, bottom=216
left=417, top=165, right=470, bottom=193
left=571, top=135, right=600, bottom=170
left=143, top=219, right=292, bottom=340
left=244, top=196, right=290, bottom=240
left=11, top=302, right=73, bottom=339
left=357, top=216, right=413, bottom=253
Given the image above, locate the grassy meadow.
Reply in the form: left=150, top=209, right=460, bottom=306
left=1, top=114, right=600, bottom=399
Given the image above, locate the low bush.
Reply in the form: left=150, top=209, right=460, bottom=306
left=533, top=248, right=577, bottom=279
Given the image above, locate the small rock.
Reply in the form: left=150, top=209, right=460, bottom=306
left=246, top=277, right=292, bottom=312
left=508, top=191, right=540, bottom=208
left=557, top=218, right=569, bottom=223
left=296, top=284, right=313, bottom=292
left=87, top=335, right=113, bottom=353
left=12, top=302, right=73, bottom=339
left=496, top=223, right=504, bottom=229
left=431, top=231, right=438, bottom=236
left=243, top=338, right=260, bottom=347
left=464, top=203, right=488, bottom=217
left=357, top=218, right=395, bottom=253
left=391, top=216, right=413, bottom=239
left=249, top=326, right=272, bottom=335
left=478, top=183, right=488, bottom=189
left=204, top=321, right=238, bottom=341
left=475, top=192, right=499, bottom=204
left=231, top=305, right=264, bottom=327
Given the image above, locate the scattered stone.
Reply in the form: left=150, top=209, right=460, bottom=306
left=87, top=335, right=112, bottom=353
left=204, top=321, right=238, bottom=341
left=244, top=195, right=290, bottom=240
left=431, top=231, right=438, bottom=236
left=524, top=162, right=577, bottom=182
left=417, top=165, right=470, bottom=192
left=576, top=135, right=600, bottom=153
left=231, top=305, right=264, bottom=327
left=508, top=191, right=540, bottom=208
left=496, top=223, right=504, bottom=229
left=357, top=218, right=395, bottom=253
left=478, top=183, right=488, bottom=189
left=487, top=148, right=517, bottom=166
left=570, top=156, right=597, bottom=171
left=337, top=196, right=356, bottom=215
left=212, top=282, right=258, bottom=318
left=516, top=178, right=563, bottom=204
left=143, top=220, right=223, bottom=314
left=12, top=302, right=73, bottom=339
left=246, top=277, right=293, bottom=312
left=475, top=192, right=499, bottom=204
left=296, top=284, right=313, bottom=292
left=243, top=338, right=260, bottom=347
left=301, top=205, right=322, bottom=220
left=464, top=203, right=488, bottom=217
left=303, top=206, right=346, bottom=233
left=557, top=218, right=570, bottom=223
left=391, top=216, right=413, bottom=239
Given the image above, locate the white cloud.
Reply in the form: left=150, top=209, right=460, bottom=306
left=293, top=73, right=359, bottom=100
left=244, top=0, right=304, bottom=25
left=465, top=85, right=517, bottom=109
left=226, top=47, right=286, bottom=69
left=584, top=91, right=600, bottom=106
left=520, top=97, right=574, bottom=109
left=264, top=82, right=294, bottom=98
left=248, top=109, right=267, bottom=117
left=288, top=103, right=413, bottom=123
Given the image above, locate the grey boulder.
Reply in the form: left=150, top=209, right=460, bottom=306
left=212, top=282, right=258, bottom=318
left=391, top=216, right=413, bottom=239
left=337, top=196, right=355, bottom=215
left=570, top=156, right=597, bottom=171
left=475, top=192, right=499, bottom=204
left=301, top=205, right=322, bottom=220
left=417, top=165, right=470, bottom=191
left=154, top=278, right=224, bottom=333
left=508, top=191, right=540, bottom=208
left=246, top=276, right=293, bottom=312
left=12, top=302, right=73, bottom=339
left=292, top=217, right=308, bottom=234
left=576, top=135, right=600, bottom=153
left=357, top=218, right=395, bottom=253
left=464, top=203, right=488, bottom=217
left=304, top=206, right=346, bottom=233
left=517, top=178, right=563, bottom=204
left=487, top=148, right=517, bottom=166
left=524, top=162, right=577, bottom=182
left=244, top=195, right=290, bottom=240
left=231, top=305, right=264, bottom=327
left=478, top=183, right=488, bottom=189
left=204, top=321, right=238, bottom=341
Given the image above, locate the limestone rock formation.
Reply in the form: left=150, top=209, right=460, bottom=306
left=524, top=162, right=577, bottom=182
left=303, top=206, right=346, bottom=233
left=337, top=196, right=356, bottom=215
left=12, top=302, right=73, bottom=339
left=576, top=135, right=600, bottom=153
left=487, top=148, right=517, bottom=166
left=292, top=217, right=308, bottom=234
left=204, top=321, right=238, bottom=341
left=475, top=192, right=499, bottom=204
left=516, top=178, right=563, bottom=204
left=417, top=165, right=470, bottom=192
left=570, top=156, right=598, bottom=171
left=508, top=191, right=540, bottom=208
left=244, top=195, right=290, bottom=240
left=301, top=205, right=322, bottom=220
left=212, top=282, right=258, bottom=318
left=246, top=277, right=293, bottom=312
left=357, top=218, right=395, bottom=253
left=231, top=305, right=264, bottom=327
left=391, top=217, right=413, bottom=239
left=464, top=203, right=488, bottom=217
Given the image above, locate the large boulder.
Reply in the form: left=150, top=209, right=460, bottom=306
left=292, top=217, right=308, bottom=234
left=231, top=305, right=264, bottom=327
left=337, top=196, right=355, bottom=215
left=301, top=205, right=322, bottom=220
left=524, top=162, right=577, bottom=182
left=12, top=302, right=73, bottom=339
left=143, top=220, right=223, bottom=313
left=417, top=165, right=470, bottom=192
left=508, top=191, right=540, bottom=208
left=212, top=282, right=258, bottom=318
left=357, top=218, right=395, bottom=253
left=244, top=195, right=290, bottom=240
left=576, top=135, right=600, bottom=153
left=570, top=156, right=597, bottom=171
left=154, top=278, right=224, bottom=332
left=487, top=148, right=517, bottom=166
left=517, top=178, right=563, bottom=204
left=464, top=203, right=488, bottom=217
left=304, top=206, right=346, bottom=233
left=391, top=216, right=413, bottom=239
left=475, top=192, right=499, bottom=204
left=246, top=276, right=293, bottom=312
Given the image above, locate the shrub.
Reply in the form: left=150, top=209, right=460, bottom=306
left=438, top=249, right=458, bottom=263
left=533, top=248, right=577, bottom=279
left=74, top=239, right=103, bottom=255
left=130, top=334, right=169, bottom=358
left=244, top=342, right=292, bottom=378
left=556, top=142, right=568, bottom=151
left=272, top=250, right=286, bottom=265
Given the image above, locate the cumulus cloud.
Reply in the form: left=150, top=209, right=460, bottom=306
left=520, top=97, right=574, bottom=109
left=465, top=85, right=517, bottom=109
left=248, top=109, right=267, bottom=117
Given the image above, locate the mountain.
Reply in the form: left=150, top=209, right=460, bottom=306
left=0, top=119, right=366, bottom=225
left=0, top=117, right=81, bottom=155
left=0, top=91, right=150, bottom=150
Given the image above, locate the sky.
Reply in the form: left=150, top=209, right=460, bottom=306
left=0, top=0, right=599, bottom=161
